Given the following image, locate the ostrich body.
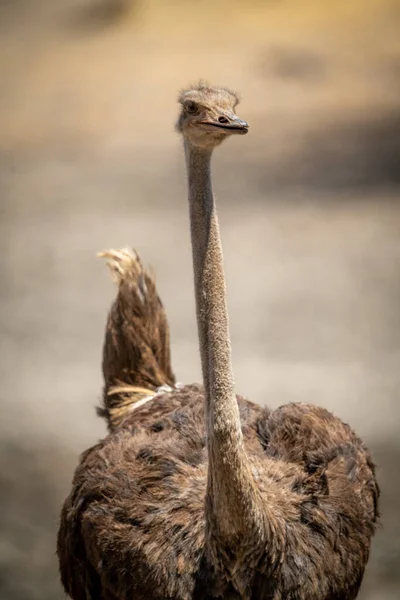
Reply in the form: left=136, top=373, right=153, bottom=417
left=58, top=85, right=378, bottom=600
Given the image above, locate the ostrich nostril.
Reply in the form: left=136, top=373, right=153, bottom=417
left=218, top=116, right=229, bottom=124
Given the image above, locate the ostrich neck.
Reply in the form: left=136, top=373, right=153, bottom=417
left=184, top=141, right=261, bottom=535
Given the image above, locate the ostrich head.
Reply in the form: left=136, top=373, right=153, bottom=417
left=177, top=83, right=249, bottom=149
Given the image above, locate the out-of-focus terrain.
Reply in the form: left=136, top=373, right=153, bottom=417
left=0, top=1, right=399, bottom=598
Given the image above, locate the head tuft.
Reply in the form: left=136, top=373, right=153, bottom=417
left=178, top=81, right=239, bottom=108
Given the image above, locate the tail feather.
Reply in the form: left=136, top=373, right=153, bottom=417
left=98, top=247, right=175, bottom=429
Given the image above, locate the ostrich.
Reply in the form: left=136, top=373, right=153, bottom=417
left=58, top=84, right=379, bottom=600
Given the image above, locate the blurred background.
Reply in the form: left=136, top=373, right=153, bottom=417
left=0, top=0, right=399, bottom=598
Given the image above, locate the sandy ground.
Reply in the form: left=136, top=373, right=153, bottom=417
left=0, top=1, right=399, bottom=598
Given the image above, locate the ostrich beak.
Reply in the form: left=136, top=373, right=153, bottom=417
left=201, top=114, right=249, bottom=134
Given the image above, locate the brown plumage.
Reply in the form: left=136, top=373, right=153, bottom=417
left=98, top=248, right=175, bottom=430
left=57, top=84, right=379, bottom=600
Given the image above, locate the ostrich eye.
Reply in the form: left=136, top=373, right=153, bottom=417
left=186, top=101, right=199, bottom=115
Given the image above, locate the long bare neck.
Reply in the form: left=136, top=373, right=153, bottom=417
left=185, top=141, right=261, bottom=536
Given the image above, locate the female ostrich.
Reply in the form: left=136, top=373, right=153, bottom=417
left=58, top=84, right=379, bottom=600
